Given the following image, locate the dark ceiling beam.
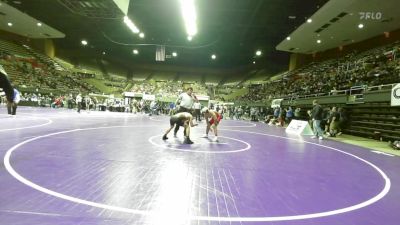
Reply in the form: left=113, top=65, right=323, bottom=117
left=145, top=72, right=154, bottom=80
left=173, top=73, right=180, bottom=82
left=238, top=70, right=258, bottom=85
left=217, top=75, right=231, bottom=86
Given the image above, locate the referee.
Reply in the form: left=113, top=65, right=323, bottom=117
left=174, top=87, right=197, bottom=136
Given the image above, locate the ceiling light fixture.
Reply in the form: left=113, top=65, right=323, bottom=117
left=139, top=32, right=145, bottom=38
left=187, top=36, right=193, bottom=41
left=172, top=52, right=178, bottom=57
left=256, top=50, right=262, bottom=56
left=286, top=37, right=291, bottom=41
left=81, top=40, right=88, bottom=46
left=358, top=23, right=364, bottom=29
left=211, top=54, right=216, bottom=60
left=7, top=22, right=12, bottom=27
left=124, top=16, right=140, bottom=34
left=133, top=49, right=139, bottom=54
left=307, top=18, right=312, bottom=23
left=180, top=0, right=197, bottom=37
left=317, top=39, right=321, bottom=44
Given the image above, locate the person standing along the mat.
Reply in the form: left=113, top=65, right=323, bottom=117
left=311, top=99, right=324, bottom=140
left=193, top=99, right=202, bottom=122
left=0, top=64, right=17, bottom=116
left=162, top=112, right=197, bottom=144
left=201, top=107, right=222, bottom=142
left=174, top=87, right=197, bottom=136
left=76, top=93, right=82, bottom=113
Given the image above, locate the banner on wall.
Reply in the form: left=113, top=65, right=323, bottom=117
left=285, top=120, right=314, bottom=136
left=391, top=83, right=400, bottom=106
left=143, top=94, right=155, bottom=101
left=195, top=95, right=210, bottom=101
left=271, top=99, right=283, bottom=108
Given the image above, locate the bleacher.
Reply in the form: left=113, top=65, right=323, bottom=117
left=0, top=39, right=32, bottom=58
left=345, top=102, right=400, bottom=141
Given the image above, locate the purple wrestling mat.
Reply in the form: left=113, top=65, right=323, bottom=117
left=0, top=106, right=399, bottom=225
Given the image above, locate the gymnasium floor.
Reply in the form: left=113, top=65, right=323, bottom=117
left=0, top=106, right=399, bottom=225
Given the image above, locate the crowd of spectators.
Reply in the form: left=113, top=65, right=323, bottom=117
left=234, top=41, right=400, bottom=102
left=2, top=39, right=400, bottom=111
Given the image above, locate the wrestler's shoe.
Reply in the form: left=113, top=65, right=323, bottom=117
left=184, top=137, right=194, bottom=144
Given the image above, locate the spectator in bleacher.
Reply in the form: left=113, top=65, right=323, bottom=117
left=311, top=100, right=324, bottom=140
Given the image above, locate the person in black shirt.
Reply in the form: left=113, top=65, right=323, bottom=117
left=0, top=65, right=14, bottom=103
left=162, top=112, right=197, bottom=144
left=0, top=65, right=17, bottom=115
left=311, top=100, right=324, bottom=140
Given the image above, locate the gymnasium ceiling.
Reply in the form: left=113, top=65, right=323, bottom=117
left=276, top=0, right=400, bottom=54
left=6, top=0, right=329, bottom=73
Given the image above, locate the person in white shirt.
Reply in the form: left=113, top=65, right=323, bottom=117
left=192, top=100, right=202, bottom=122
left=174, top=87, right=197, bottom=136
left=76, top=93, right=82, bottom=113
left=176, top=87, right=196, bottom=113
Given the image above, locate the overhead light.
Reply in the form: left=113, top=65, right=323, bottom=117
left=187, top=36, right=193, bottom=41
left=256, top=50, right=262, bottom=56
left=317, top=39, right=321, bottom=44
left=253, top=61, right=256, bottom=64
left=81, top=40, right=88, bottom=46
left=180, top=0, right=198, bottom=37
left=37, top=22, right=42, bottom=27
left=133, top=49, right=139, bottom=54
left=211, top=54, right=216, bottom=60
left=139, top=32, right=145, bottom=38
left=123, top=16, right=140, bottom=34
left=307, top=18, right=312, bottom=23
left=102, top=51, right=106, bottom=55
left=358, top=24, right=364, bottom=29
left=172, top=52, right=178, bottom=57
left=7, top=22, right=12, bottom=27
left=286, top=37, right=291, bottom=41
